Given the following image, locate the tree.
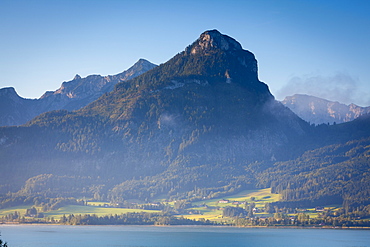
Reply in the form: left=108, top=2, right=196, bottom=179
left=223, top=206, right=246, bottom=217
left=26, top=207, right=37, bottom=216
left=0, top=233, right=8, bottom=247
left=0, top=239, right=7, bottom=247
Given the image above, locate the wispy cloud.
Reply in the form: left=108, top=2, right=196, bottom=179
left=275, top=72, right=370, bottom=106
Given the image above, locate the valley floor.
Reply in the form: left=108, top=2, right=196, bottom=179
left=1, top=188, right=369, bottom=227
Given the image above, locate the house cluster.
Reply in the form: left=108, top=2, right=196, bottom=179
left=217, top=199, right=262, bottom=213
left=217, top=199, right=248, bottom=205
left=315, top=206, right=325, bottom=212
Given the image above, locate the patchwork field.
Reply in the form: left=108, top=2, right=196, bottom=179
left=180, top=188, right=281, bottom=221
left=43, top=205, right=161, bottom=219
left=0, top=203, right=161, bottom=220
left=0, top=188, right=338, bottom=223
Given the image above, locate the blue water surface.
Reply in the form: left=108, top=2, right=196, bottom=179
left=1, top=225, right=369, bottom=247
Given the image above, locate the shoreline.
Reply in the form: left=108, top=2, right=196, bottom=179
left=1, top=222, right=369, bottom=230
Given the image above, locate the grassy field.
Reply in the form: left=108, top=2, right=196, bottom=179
left=86, top=201, right=110, bottom=207
left=0, top=203, right=161, bottom=220
left=192, top=188, right=279, bottom=209
left=180, top=188, right=280, bottom=221
left=0, top=189, right=279, bottom=222
left=44, top=205, right=161, bottom=219
left=0, top=189, right=340, bottom=222
left=180, top=189, right=339, bottom=221
left=0, top=205, right=31, bottom=217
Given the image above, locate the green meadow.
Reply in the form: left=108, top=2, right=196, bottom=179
left=0, top=188, right=337, bottom=223
left=0, top=205, right=30, bottom=217
left=43, top=205, right=161, bottom=219
left=180, top=188, right=281, bottom=221
left=199, top=188, right=280, bottom=207
left=0, top=203, right=161, bottom=220
left=179, top=188, right=335, bottom=221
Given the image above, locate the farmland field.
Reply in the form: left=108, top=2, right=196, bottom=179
left=0, top=188, right=337, bottom=223
left=43, top=205, right=161, bottom=219
left=0, top=204, right=161, bottom=220
left=179, top=188, right=281, bottom=221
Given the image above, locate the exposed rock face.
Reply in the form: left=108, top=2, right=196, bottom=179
left=282, top=94, right=370, bottom=125
left=0, top=59, right=157, bottom=126
left=190, top=29, right=242, bottom=54
left=182, top=30, right=264, bottom=101
left=39, top=58, right=157, bottom=111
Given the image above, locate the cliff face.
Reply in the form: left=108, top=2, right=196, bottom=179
left=282, top=94, right=370, bottom=125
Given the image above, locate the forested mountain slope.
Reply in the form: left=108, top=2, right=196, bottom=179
left=257, top=114, right=370, bottom=208
left=0, top=30, right=369, bottom=209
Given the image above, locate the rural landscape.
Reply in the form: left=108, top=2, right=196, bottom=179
left=0, top=30, right=369, bottom=230
left=2, top=0, right=370, bottom=245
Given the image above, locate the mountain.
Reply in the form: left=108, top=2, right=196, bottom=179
left=0, top=59, right=156, bottom=126
left=0, top=30, right=369, bottom=209
left=0, top=30, right=309, bottom=196
left=281, top=94, right=370, bottom=125
left=0, top=87, right=38, bottom=126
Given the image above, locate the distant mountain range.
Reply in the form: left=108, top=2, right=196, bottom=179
left=2, top=61, right=368, bottom=128
left=281, top=94, right=370, bottom=125
left=0, top=30, right=369, bottom=210
left=0, top=59, right=156, bottom=126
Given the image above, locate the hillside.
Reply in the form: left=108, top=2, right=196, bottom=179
left=257, top=116, right=370, bottom=208
left=0, top=30, right=369, bottom=212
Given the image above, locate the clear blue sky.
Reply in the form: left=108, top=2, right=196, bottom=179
left=1, top=0, right=369, bottom=106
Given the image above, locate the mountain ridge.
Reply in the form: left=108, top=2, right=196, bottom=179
left=282, top=94, right=370, bottom=125
left=0, top=59, right=157, bottom=126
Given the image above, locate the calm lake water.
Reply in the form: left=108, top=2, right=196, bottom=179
left=0, top=225, right=369, bottom=247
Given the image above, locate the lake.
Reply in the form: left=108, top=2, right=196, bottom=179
left=0, top=225, right=369, bottom=247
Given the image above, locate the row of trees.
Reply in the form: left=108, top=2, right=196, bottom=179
left=59, top=212, right=214, bottom=226
left=230, top=213, right=370, bottom=228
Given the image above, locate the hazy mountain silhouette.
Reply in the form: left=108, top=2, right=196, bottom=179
left=0, top=59, right=156, bottom=126
left=282, top=94, right=370, bottom=125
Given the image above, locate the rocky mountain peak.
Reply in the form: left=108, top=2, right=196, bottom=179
left=137, top=58, right=152, bottom=64
left=190, top=29, right=243, bottom=54
left=73, top=74, right=82, bottom=80
left=130, top=59, right=157, bottom=72
left=115, top=59, right=157, bottom=82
